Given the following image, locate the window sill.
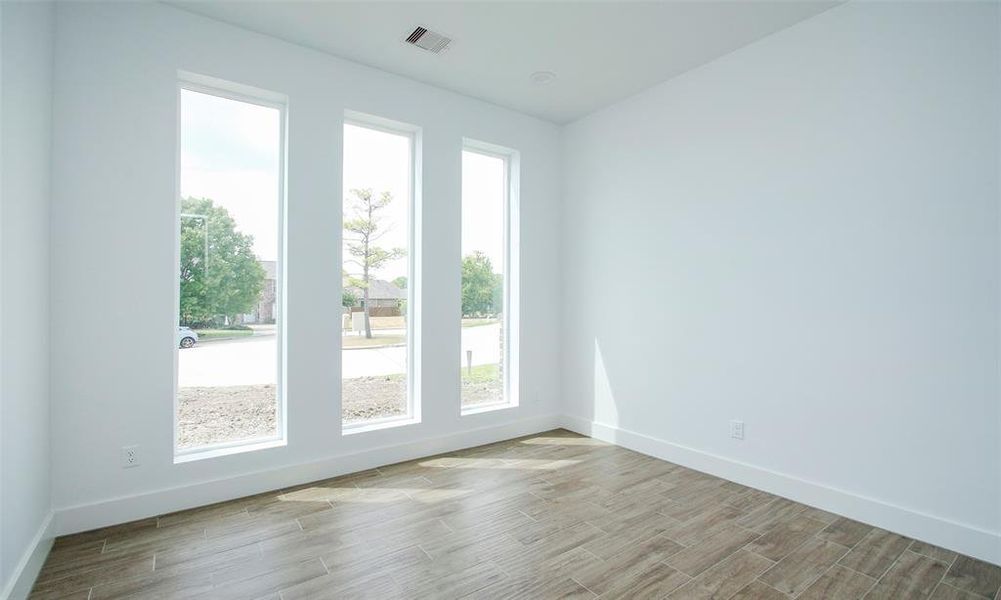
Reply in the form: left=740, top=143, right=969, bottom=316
left=174, top=438, right=286, bottom=464
left=342, top=416, right=420, bottom=436
left=461, top=402, right=517, bottom=417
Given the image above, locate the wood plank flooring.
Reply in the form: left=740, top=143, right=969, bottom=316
left=32, top=430, right=1001, bottom=600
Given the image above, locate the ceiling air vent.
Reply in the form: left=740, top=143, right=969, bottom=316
left=404, top=25, right=452, bottom=54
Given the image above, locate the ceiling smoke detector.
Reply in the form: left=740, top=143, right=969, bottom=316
left=530, top=71, right=558, bottom=86
left=404, top=25, right=452, bottom=54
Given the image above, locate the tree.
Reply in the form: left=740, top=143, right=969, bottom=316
left=392, top=276, right=408, bottom=290
left=343, top=188, right=405, bottom=338
left=461, top=252, right=502, bottom=317
left=341, top=289, right=359, bottom=308
left=179, top=197, right=265, bottom=327
left=340, top=268, right=359, bottom=309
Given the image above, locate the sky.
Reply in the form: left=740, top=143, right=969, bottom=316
left=342, top=123, right=411, bottom=282
left=180, top=89, right=281, bottom=262
left=461, top=150, right=505, bottom=276
left=180, top=89, right=506, bottom=283
left=342, top=126, right=507, bottom=284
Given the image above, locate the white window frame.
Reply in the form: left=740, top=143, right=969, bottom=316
left=460, top=139, right=520, bottom=415
left=341, top=111, right=423, bottom=434
left=173, top=72, right=288, bottom=462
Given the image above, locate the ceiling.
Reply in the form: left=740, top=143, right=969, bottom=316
left=168, top=1, right=839, bottom=124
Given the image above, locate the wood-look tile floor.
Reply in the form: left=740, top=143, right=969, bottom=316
left=32, top=430, right=1001, bottom=600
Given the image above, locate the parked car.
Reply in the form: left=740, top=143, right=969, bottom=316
left=178, top=326, right=199, bottom=349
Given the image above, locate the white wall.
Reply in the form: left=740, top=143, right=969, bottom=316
left=0, top=2, right=54, bottom=598
left=50, top=2, right=561, bottom=532
left=562, top=2, right=1001, bottom=563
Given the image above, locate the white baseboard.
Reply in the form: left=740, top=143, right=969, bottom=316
left=561, top=416, right=1001, bottom=567
left=1, top=512, right=54, bottom=600
left=54, top=414, right=562, bottom=536
left=47, top=413, right=1001, bottom=567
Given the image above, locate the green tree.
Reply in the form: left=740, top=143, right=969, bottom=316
left=491, top=272, right=503, bottom=314
left=341, top=288, right=359, bottom=308
left=461, top=252, right=502, bottom=317
left=340, top=268, right=359, bottom=309
left=179, top=197, right=265, bottom=326
left=344, top=188, right=405, bottom=338
left=392, top=276, right=408, bottom=290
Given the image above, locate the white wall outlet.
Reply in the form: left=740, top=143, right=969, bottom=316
left=730, top=420, right=745, bottom=440
left=121, top=445, right=140, bottom=468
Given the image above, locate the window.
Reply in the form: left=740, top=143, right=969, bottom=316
left=341, top=117, right=419, bottom=430
left=175, top=80, right=285, bottom=457
left=461, top=143, right=518, bottom=412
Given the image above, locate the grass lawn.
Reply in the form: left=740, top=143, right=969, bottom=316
left=343, top=334, right=406, bottom=349
left=461, top=318, right=499, bottom=328
left=461, top=363, right=500, bottom=383
left=194, top=329, right=254, bottom=340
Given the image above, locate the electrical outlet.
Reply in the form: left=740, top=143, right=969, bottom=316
left=730, top=420, right=745, bottom=440
left=121, top=445, right=140, bottom=468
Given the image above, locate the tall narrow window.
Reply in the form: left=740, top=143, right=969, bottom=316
left=461, top=144, right=517, bottom=411
left=342, top=119, right=417, bottom=429
left=176, top=82, right=285, bottom=455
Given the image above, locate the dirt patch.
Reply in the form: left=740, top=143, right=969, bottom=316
left=177, top=385, right=278, bottom=449
left=340, top=376, right=408, bottom=424
left=177, top=375, right=505, bottom=448
left=460, top=378, right=503, bottom=407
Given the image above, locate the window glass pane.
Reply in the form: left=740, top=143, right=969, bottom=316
left=342, top=123, right=413, bottom=426
left=461, top=149, right=507, bottom=408
left=177, top=88, right=283, bottom=451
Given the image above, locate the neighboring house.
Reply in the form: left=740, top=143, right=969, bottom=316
left=244, top=260, right=276, bottom=324
left=344, top=279, right=405, bottom=316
